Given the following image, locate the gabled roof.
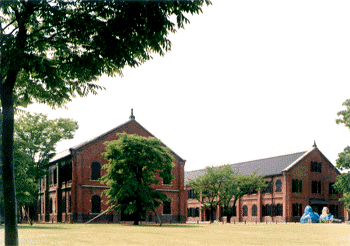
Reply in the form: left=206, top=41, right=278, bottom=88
left=185, top=150, right=310, bottom=183
left=50, top=112, right=185, bottom=164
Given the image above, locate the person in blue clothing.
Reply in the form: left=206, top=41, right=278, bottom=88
left=300, top=205, right=319, bottom=223
left=319, top=207, right=334, bottom=221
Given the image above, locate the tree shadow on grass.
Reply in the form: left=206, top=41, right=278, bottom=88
left=18, top=224, right=68, bottom=230
left=121, top=223, right=198, bottom=228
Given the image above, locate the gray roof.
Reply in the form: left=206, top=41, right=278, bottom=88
left=185, top=150, right=309, bottom=184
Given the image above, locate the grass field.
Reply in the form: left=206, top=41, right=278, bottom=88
left=0, top=223, right=349, bottom=246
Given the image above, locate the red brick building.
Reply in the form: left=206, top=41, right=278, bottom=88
left=186, top=143, right=346, bottom=223
left=37, top=110, right=187, bottom=223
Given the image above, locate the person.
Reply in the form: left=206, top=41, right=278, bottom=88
left=319, top=207, right=342, bottom=223
left=319, top=207, right=334, bottom=222
left=300, top=205, right=319, bottom=223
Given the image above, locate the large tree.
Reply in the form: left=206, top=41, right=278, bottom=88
left=101, top=133, right=175, bottom=226
left=334, top=99, right=350, bottom=210
left=187, top=165, right=266, bottom=223
left=0, top=1, right=210, bottom=244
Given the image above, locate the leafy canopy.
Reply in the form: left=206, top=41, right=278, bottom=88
left=0, top=111, right=78, bottom=208
left=334, top=99, right=350, bottom=210
left=0, top=1, right=210, bottom=242
left=0, top=0, right=211, bottom=108
left=187, top=165, right=266, bottom=221
left=101, top=133, right=175, bottom=225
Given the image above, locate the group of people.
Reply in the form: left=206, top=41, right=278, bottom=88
left=300, top=205, right=341, bottom=223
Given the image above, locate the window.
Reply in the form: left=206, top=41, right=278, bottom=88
left=187, top=207, right=200, bottom=217
left=187, top=189, right=196, bottom=199
left=68, top=194, right=72, bottom=213
left=262, top=205, right=266, bottom=217
left=231, top=206, right=237, bottom=217
left=60, top=161, right=72, bottom=183
left=292, top=179, right=302, bottom=193
left=312, top=181, right=321, bottom=194
left=37, top=198, right=41, bottom=214
left=275, top=179, right=282, bottom=192
left=91, top=162, right=101, bottom=181
left=163, top=201, right=171, bottom=214
left=311, top=161, right=322, bottom=173
left=277, top=204, right=283, bottom=216
left=62, top=195, right=66, bottom=213
left=49, top=166, right=57, bottom=185
left=49, top=198, right=53, bottom=214
left=252, top=205, right=257, bottom=216
left=292, top=203, right=302, bottom=217
left=266, top=205, right=271, bottom=216
left=91, top=195, right=101, bottom=213
left=195, top=208, right=199, bottom=217
left=329, top=182, right=338, bottom=195
left=263, top=180, right=273, bottom=193
left=242, top=205, right=248, bottom=217
left=162, top=170, right=172, bottom=185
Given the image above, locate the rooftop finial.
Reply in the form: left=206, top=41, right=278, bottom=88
left=129, top=108, right=135, bottom=120
left=313, top=140, right=317, bottom=148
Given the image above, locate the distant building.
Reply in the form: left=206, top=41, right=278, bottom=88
left=186, top=143, right=347, bottom=223
left=37, top=110, right=187, bottom=223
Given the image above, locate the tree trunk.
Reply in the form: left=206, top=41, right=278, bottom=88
left=1, top=85, right=18, bottom=245
left=210, top=206, right=214, bottom=223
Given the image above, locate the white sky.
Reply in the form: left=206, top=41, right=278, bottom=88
left=27, top=0, right=350, bottom=171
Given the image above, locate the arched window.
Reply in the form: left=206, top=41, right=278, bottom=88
left=242, top=205, right=248, bottom=217
left=252, top=205, right=257, bottom=216
left=275, top=179, right=282, bottom=192
left=91, top=161, right=101, bottom=181
left=91, top=195, right=101, bottom=213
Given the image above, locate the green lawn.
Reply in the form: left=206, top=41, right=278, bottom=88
left=0, top=223, right=349, bottom=246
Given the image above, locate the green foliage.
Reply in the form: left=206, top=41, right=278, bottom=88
left=187, top=165, right=266, bottom=222
left=334, top=99, right=350, bottom=211
left=101, top=133, right=175, bottom=225
left=187, top=166, right=232, bottom=213
left=0, top=111, right=78, bottom=206
left=334, top=173, right=350, bottom=211
left=14, top=112, right=78, bottom=169
left=1, top=0, right=211, bottom=108
left=336, top=99, right=350, bottom=131
left=0, top=1, right=210, bottom=242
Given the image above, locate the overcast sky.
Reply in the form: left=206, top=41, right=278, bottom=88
left=27, top=1, right=350, bottom=171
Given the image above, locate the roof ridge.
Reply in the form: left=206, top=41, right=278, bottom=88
left=230, top=150, right=308, bottom=166
left=186, top=150, right=308, bottom=172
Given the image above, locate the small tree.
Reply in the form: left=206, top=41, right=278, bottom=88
left=220, top=171, right=266, bottom=222
left=187, top=166, right=231, bottom=223
left=101, top=133, right=175, bottom=225
left=187, top=165, right=266, bottom=223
